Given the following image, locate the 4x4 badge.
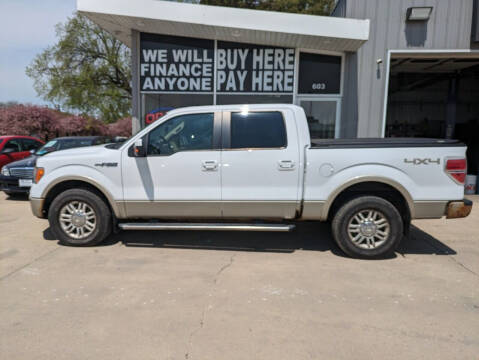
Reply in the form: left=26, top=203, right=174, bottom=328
left=404, top=158, right=440, bottom=165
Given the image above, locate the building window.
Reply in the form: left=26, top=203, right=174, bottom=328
left=300, top=100, right=338, bottom=139
left=216, top=41, right=295, bottom=93
left=140, top=33, right=214, bottom=93
left=298, top=52, right=341, bottom=95
left=138, top=33, right=344, bottom=136
left=143, top=93, right=214, bottom=125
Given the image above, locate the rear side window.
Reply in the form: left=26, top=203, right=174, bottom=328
left=4, top=139, right=22, bottom=152
left=230, top=112, right=286, bottom=149
left=22, top=139, right=42, bottom=151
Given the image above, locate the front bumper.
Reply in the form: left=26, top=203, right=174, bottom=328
left=446, top=199, right=473, bottom=219
left=30, top=197, right=46, bottom=218
left=0, top=175, right=30, bottom=193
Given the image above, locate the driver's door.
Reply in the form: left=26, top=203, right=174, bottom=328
left=0, top=139, right=24, bottom=169
left=121, top=111, right=222, bottom=218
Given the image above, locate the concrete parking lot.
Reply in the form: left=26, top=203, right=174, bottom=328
left=0, top=192, right=478, bottom=359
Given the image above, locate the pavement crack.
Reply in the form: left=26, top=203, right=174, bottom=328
left=214, top=253, right=236, bottom=284
left=185, top=253, right=237, bottom=359
left=448, top=255, right=479, bottom=278
left=0, top=247, right=61, bottom=282
left=185, top=308, right=206, bottom=359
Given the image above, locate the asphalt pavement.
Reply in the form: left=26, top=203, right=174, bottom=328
left=0, top=193, right=478, bottom=359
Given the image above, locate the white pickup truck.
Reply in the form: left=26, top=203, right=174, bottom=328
left=29, top=104, right=472, bottom=258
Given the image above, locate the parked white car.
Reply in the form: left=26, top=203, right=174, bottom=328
left=29, top=104, right=472, bottom=258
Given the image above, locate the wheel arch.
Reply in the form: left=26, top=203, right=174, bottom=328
left=42, top=176, right=124, bottom=219
left=323, top=177, right=414, bottom=224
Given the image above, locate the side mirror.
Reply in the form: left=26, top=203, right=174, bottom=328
left=133, top=139, right=146, bottom=157
left=30, top=149, right=35, bottom=154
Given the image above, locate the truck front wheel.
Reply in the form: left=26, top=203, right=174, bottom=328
left=331, top=196, right=403, bottom=259
left=48, top=188, right=112, bottom=246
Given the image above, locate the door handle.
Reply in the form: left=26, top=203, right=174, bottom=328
left=202, top=160, right=218, bottom=171
left=278, top=160, right=295, bottom=170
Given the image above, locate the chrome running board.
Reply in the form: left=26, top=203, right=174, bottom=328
left=118, top=223, right=295, bottom=232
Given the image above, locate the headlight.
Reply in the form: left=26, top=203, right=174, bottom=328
left=1, top=167, right=10, bottom=176
left=34, top=167, right=45, bottom=184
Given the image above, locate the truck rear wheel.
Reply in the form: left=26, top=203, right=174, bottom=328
left=331, top=196, right=403, bottom=259
left=48, top=188, right=112, bottom=246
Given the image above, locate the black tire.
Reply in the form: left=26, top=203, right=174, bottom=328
left=331, top=196, right=403, bottom=259
left=48, top=188, right=112, bottom=246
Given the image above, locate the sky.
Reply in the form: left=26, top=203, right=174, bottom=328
left=0, top=0, right=76, bottom=105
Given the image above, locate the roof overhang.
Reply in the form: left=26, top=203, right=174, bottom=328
left=390, top=50, right=479, bottom=59
left=77, top=0, right=369, bottom=52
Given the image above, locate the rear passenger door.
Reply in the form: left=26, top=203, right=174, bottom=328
left=220, top=110, right=300, bottom=219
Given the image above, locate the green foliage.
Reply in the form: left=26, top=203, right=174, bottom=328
left=26, top=14, right=131, bottom=123
left=199, top=0, right=336, bottom=15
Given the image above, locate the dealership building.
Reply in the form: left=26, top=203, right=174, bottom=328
left=79, top=0, right=479, bottom=174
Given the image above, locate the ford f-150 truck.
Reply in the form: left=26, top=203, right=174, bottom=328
left=29, top=104, right=472, bottom=258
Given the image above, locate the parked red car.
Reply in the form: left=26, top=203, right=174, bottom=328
left=0, top=136, right=44, bottom=170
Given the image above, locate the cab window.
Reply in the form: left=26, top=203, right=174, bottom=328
left=147, top=113, right=214, bottom=156
left=3, top=139, right=22, bottom=153
left=22, top=138, right=42, bottom=151
left=230, top=111, right=286, bottom=149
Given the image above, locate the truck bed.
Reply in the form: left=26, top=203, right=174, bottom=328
left=311, top=138, right=463, bottom=149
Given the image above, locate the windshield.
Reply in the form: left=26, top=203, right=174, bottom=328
left=36, top=140, right=58, bottom=155
left=35, top=138, right=101, bottom=155
left=105, top=137, right=130, bottom=149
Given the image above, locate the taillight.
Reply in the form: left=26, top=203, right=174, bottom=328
left=445, top=158, right=467, bottom=185
left=34, top=167, right=45, bottom=184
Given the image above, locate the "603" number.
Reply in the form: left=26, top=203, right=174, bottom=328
left=312, top=83, right=326, bottom=90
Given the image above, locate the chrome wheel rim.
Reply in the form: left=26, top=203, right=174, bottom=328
left=59, top=201, right=96, bottom=239
left=347, top=209, right=390, bottom=249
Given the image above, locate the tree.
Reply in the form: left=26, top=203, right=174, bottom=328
left=0, top=105, right=59, bottom=140
left=199, top=0, right=336, bottom=16
left=0, top=104, right=129, bottom=140
left=0, top=101, right=19, bottom=108
left=26, top=13, right=131, bottom=124
left=105, top=117, right=132, bottom=137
